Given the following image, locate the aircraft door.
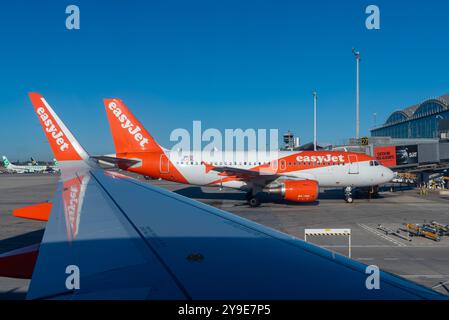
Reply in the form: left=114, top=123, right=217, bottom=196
left=160, top=154, right=170, bottom=174
left=348, top=155, right=359, bottom=174
left=271, top=159, right=278, bottom=173
left=280, top=159, right=287, bottom=171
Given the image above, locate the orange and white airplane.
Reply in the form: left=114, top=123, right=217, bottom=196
left=100, top=99, right=395, bottom=206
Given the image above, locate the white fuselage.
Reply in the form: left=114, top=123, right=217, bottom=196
left=156, top=150, right=395, bottom=191
left=4, top=163, right=51, bottom=173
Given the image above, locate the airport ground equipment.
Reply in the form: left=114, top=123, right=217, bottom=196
left=404, top=223, right=441, bottom=242
left=439, top=190, right=449, bottom=197
left=377, top=225, right=411, bottom=241
left=304, top=228, right=351, bottom=258
left=430, top=221, right=449, bottom=237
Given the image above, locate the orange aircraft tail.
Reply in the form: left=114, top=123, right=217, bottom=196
left=28, top=93, right=89, bottom=162
left=103, top=98, right=162, bottom=154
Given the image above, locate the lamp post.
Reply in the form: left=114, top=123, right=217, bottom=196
left=313, top=91, right=317, bottom=151
left=352, top=48, right=361, bottom=140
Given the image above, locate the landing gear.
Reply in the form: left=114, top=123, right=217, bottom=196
left=248, top=196, right=261, bottom=207
left=344, top=186, right=353, bottom=203
left=246, top=190, right=261, bottom=207
left=371, top=186, right=379, bottom=198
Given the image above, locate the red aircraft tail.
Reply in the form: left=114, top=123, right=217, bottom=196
left=103, top=98, right=162, bottom=154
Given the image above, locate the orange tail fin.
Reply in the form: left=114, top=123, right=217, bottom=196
left=103, top=99, right=162, bottom=154
left=28, top=93, right=89, bottom=161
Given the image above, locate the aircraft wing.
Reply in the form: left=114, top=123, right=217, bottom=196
left=203, top=162, right=314, bottom=183
left=209, top=165, right=277, bottom=179
left=27, top=167, right=446, bottom=300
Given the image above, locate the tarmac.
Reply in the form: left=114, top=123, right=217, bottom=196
left=1, top=172, right=449, bottom=299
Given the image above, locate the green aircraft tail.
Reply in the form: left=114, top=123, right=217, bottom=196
left=2, top=156, right=11, bottom=167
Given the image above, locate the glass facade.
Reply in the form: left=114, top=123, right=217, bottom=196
left=386, top=112, right=407, bottom=124
left=413, top=102, right=445, bottom=118
left=371, top=100, right=449, bottom=139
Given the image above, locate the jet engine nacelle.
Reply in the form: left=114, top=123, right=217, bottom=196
left=264, top=180, right=319, bottom=203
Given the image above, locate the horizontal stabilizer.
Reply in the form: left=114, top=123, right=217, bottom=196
left=13, top=202, right=52, bottom=222
left=91, top=155, right=141, bottom=168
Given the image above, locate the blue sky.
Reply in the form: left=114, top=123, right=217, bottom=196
left=0, top=0, right=448, bottom=160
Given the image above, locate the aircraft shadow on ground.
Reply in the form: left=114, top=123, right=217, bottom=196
left=174, top=186, right=246, bottom=200
left=0, top=290, right=27, bottom=300
left=0, top=229, right=45, bottom=254
left=174, top=186, right=390, bottom=204
left=174, top=186, right=321, bottom=206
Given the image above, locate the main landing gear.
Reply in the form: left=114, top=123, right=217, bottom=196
left=344, top=186, right=354, bottom=203
left=246, top=191, right=261, bottom=208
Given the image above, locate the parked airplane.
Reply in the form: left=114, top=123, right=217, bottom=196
left=101, top=98, right=395, bottom=206
left=30, top=157, right=59, bottom=172
left=1, top=156, right=58, bottom=173
left=0, top=92, right=443, bottom=299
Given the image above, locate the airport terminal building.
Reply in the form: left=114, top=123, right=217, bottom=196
left=371, top=94, right=449, bottom=139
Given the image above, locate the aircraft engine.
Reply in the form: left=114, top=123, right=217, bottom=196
left=264, top=180, right=319, bottom=203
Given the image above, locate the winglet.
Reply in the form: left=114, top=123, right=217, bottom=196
left=28, top=93, right=89, bottom=161
left=103, top=98, right=162, bottom=154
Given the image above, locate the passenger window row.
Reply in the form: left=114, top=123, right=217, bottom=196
left=175, top=161, right=347, bottom=167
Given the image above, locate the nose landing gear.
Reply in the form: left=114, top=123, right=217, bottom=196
left=344, top=186, right=353, bottom=203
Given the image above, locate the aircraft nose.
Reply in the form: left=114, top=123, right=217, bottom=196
left=381, top=167, right=395, bottom=182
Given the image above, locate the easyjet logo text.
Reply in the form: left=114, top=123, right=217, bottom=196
left=108, top=102, right=149, bottom=148
left=66, top=185, right=79, bottom=228
left=37, top=107, right=69, bottom=152
left=296, top=154, right=345, bottom=163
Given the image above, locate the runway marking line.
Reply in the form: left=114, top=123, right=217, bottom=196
left=358, top=223, right=407, bottom=247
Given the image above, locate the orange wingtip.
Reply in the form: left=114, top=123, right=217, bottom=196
left=13, top=202, right=52, bottom=222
